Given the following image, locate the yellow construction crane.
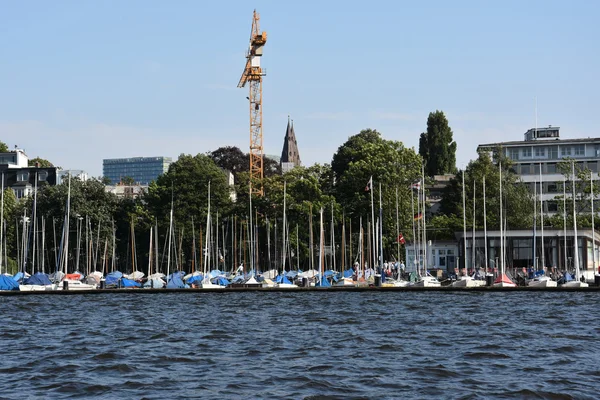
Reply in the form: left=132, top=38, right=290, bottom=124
left=238, top=10, right=267, bottom=196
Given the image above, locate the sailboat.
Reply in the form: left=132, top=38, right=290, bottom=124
left=199, top=181, right=224, bottom=289
left=528, top=172, right=556, bottom=287
left=561, top=161, right=589, bottom=288
left=276, top=181, right=297, bottom=288
left=493, top=162, right=516, bottom=287
left=453, top=174, right=485, bottom=287
left=411, top=172, right=441, bottom=287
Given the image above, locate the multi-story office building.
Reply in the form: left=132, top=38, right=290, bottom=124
left=0, top=148, right=57, bottom=198
left=103, top=157, right=172, bottom=185
left=478, top=126, right=600, bottom=214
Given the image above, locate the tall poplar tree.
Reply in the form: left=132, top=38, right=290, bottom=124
left=419, top=110, right=457, bottom=176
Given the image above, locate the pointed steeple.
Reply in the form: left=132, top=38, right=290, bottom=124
left=280, top=116, right=301, bottom=172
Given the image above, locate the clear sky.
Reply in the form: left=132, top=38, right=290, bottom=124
left=1, top=0, right=598, bottom=177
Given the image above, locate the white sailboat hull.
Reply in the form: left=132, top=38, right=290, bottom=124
left=492, top=281, right=516, bottom=288
left=561, top=281, right=589, bottom=288
left=277, top=283, right=298, bottom=288
left=19, top=284, right=55, bottom=291
left=412, top=276, right=441, bottom=287
left=57, top=280, right=97, bottom=290
left=335, top=278, right=356, bottom=287
left=452, top=277, right=486, bottom=287
left=527, top=277, right=557, bottom=288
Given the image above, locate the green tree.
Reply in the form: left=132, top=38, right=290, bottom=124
left=146, top=153, right=233, bottom=242
left=439, top=148, right=533, bottom=231
left=331, top=129, right=422, bottom=258
left=28, top=157, right=54, bottom=167
left=419, top=110, right=457, bottom=176
left=0, top=141, right=9, bottom=153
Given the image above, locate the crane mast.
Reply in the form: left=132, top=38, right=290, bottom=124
left=238, top=10, right=267, bottom=196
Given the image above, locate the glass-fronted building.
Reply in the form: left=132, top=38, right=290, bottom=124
left=103, top=156, right=172, bottom=185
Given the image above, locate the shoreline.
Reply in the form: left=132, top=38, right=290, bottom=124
left=2, top=285, right=600, bottom=295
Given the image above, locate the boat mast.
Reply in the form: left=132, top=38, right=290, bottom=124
left=167, top=186, right=174, bottom=282
left=282, top=181, right=287, bottom=273
left=0, top=173, right=3, bottom=275
left=64, top=172, right=71, bottom=275
left=319, top=207, right=324, bottom=282
left=148, top=226, right=153, bottom=278
left=421, top=165, right=427, bottom=274
left=203, top=182, right=210, bottom=280
left=379, top=182, right=383, bottom=272
left=411, top=186, right=416, bottom=275
left=563, top=176, right=567, bottom=271
left=32, top=172, right=38, bottom=273
left=395, top=186, right=399, bottom=265
left=369, top=177, right=375, bottom=273
left=591, top=171, right=596, bottom=272
left=472, top=180, right=476, bottom=271
left=572, top=161, right=580, bottom=279
left=483, top=175, right=488, bottom=274
left=540, top=163, right=545, bottom=269
left=360, top=217, right=364, bottom=278
left=462, top=170, right=467, bottom=275
left=499, top=162, right=504, bottom=277
left=309, top=204, right=314, bottom=272
left=331, top=203, right=335, bottom=272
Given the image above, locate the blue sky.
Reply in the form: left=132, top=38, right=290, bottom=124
left=1, top=0, right=598, bottom=177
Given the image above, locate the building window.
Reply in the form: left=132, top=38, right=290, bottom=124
left=16, top=172, right=29, bottom=182
left=510, top=149, right=519, bottom=160
left=547, top=183, right=558, bottom=193
left=561, top=146, right=571, bottom=157
left=547, top=163, right=557, bottom=173
left=535, top=147, right=546, bottom=157
left=549, top=146, right=559, bottom=159
left=522, top=147, right=532, bottom=158
left=38, top=171, right=48, bottom=181
left=574, top=145, right=585, bottom=156
left=547, top=201, right=558, bottom=212
left=521, top=164, right=531, bottom=174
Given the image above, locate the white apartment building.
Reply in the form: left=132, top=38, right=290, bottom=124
left=478, top=126, right=600, bottom=214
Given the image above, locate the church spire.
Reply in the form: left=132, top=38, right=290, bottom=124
left=280, top=116, right=301, bottom=173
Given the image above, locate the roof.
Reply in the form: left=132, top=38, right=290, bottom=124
left=478, top=137, right=600, bottom=148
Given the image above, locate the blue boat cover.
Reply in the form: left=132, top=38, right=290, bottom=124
left=105, top=271, right=123, bottom=286
left=121, top=278, right=141, bottom=288
left=214, top=276, right=230, bottom=286
left=316, top=276, right=331, bottom=287
left=343, top=269, right=354, bottom=278
left=12, top=272, right=26, bottom=283
left=286, top=270, right=299, bottom=279
left=276, top=275, right=292, bottom=284
left=167, top=272, right=186, bottom=288
left=24, top=272, right=52, bottom=286
left=0, top=275, right=19, bottom=290
left=324, top=270, right=335, bottom=277
left=187, top=275, right=203, bottom=284
left=232, top=275, right=245, bottom=284
left=143, top=278, right=165, bottom=288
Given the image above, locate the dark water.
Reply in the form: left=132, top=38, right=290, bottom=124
left=1, top=292, right=599, bottom=399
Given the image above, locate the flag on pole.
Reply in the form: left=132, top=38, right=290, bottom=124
left=411, top=181, right=421, bottom=190
left=397, top=233, right=406, bottom=244
left=365, top=176, right=373, bottom=192
left=413, top=212, right=423, bottom=220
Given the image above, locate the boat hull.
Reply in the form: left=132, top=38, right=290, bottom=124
left=560, top=281, right=589, bottom=288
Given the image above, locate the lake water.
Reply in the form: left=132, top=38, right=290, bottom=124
left=1, top=291, right=599, bottom=399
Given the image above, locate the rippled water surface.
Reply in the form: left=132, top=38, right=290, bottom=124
left=1, top=291, right=600, bottom=399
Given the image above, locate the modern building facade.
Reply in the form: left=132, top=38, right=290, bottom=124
left=478, top=126, right=600, bottom=214
left=409, top=228, right=600, bottom=281
left=103, top=156, right=172, bottom=185
left=280, top=117, right=301, bottom=173
left=0, top=149, right=57, bottom=198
